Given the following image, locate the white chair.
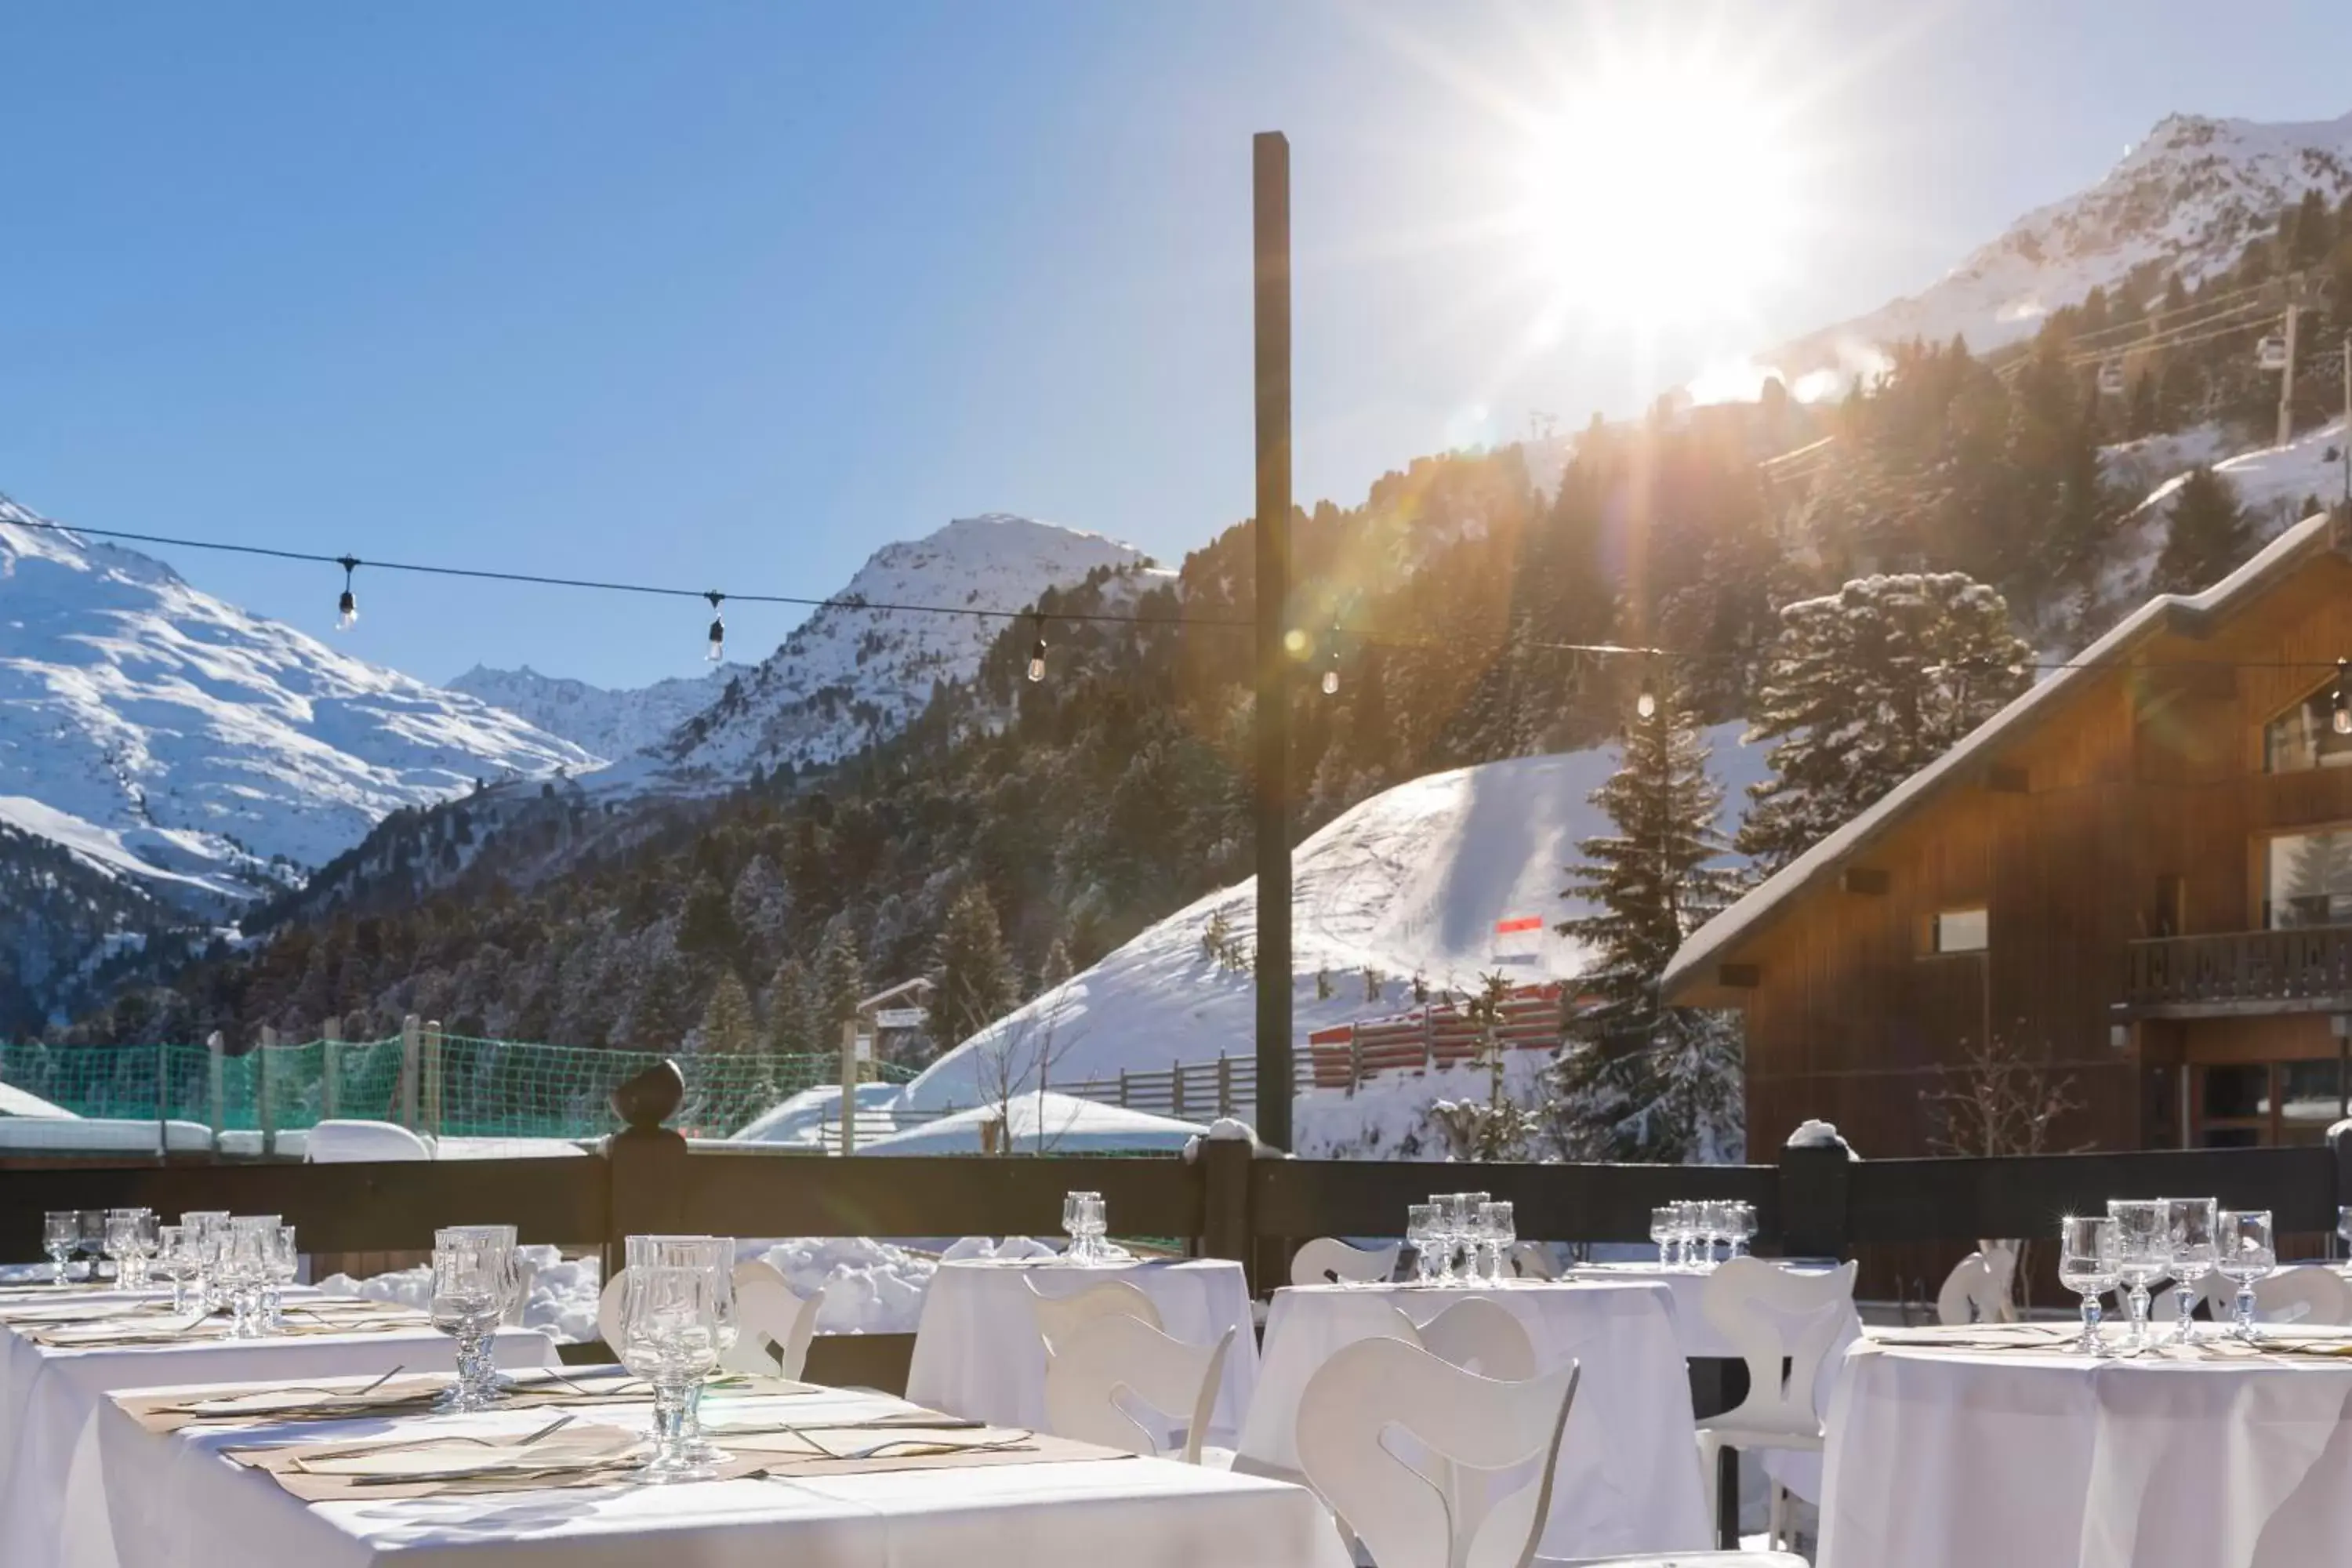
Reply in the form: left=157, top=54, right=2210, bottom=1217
left=724, top=1260, right=818, bottom=1377
left=1295, top=1334, right=1579, bottom=1568
left=1541, top=1555, right=1808, bottom=1566
left=1027, top=1276, right=1163, bottom=1353
left=1413, top=1294, right=1537, bottom=1381
left=2251, top=1265, right=2352, bottom=1326
left=1693, top=1256, right=1859, bottom=1553
left=1040, top=1312, right=1236, bottom=1464
left=595, top=1269, right=626, bottom=1351
left=1505, top=1242, right=1562, bottom=1282
left=1293, top=1236, right=1403, bottom=1287
left=1934, top=1244, right=2018, bottom=1327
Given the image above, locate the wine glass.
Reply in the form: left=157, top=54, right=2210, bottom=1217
left=439, top=1225, right=521, bottom=1397
left=627, top=1235, right=732, bottom=1457
left=1406, top=1203, right=1440, bottom=1283
left=2058, top=1215, right=2121, bottom=1355
left=2162, top=1197, right=2218, bottom=1344
left=1060, top=1192, right=1085, bottom=1261
left=622, top=1261, right=724, bottom=1483
left=2106, top=1200, right=2168, bottom=1351
left=1650, top=1206, right=1677, bottom=1270
left=104, top=1209, right=153, bottom=1289
left=1730, top=1201, right=1759, bottom=1259
left=42, top=1212, right=76, bottom=1287
left=153, top=1225, right=190, bottom=1312
left=75, top=1211, right=107, bottom=1283
left=180, top=1211, right=230, bottom=1309
left=1479, top=1202, right=1515, bottom=1283
left=2216, top=1210, right=2277, bottom=1341
left=266, top=1225, right=299, bottom=1329
left=130, top=1210, right=159, bottom=1289
left=430, top=1236, right=507, bottom=1413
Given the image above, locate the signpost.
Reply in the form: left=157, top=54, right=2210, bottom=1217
left=873, top=1007, right=927, bottom=1030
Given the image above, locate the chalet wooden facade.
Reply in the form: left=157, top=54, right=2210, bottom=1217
left=1664, top=509, right=2352, bottom=1158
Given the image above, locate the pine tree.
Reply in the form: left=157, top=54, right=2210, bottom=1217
left=2151, top=465, right=2251, bottom=594
left=933, top=884, right=1017, bottom=1048
left=699, top=970, right=757, bottom=1054
left=1549, top=684, right=1747, bottom=1162
left=1737, top=572, right=2031, bottom=874
left=764, top=957, right=818, bottom=1056
left=812, top=926, right=865, bottom=1047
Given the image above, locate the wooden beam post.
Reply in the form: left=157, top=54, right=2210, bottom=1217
left=321, top=1018, right=343, bottom=1122
left=1253, top=129, right=1294, bottom=1152
left=400, top=1015, right=421, bottom=1131
left=256, top=1025, right=277, bottom=1153
left=422, top=1020, right=445, bottom=1137
left=1777, top=1133, right=1853, bottom=1260
left=205, top=1032, right=225, bottom=1149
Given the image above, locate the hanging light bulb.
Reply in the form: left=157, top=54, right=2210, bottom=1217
left=1635, top=662, right=1658, bottom=721
left=335, top=556, right=360, bottom=630
left=2333, top=658, right=2351, bottom=735
left=1321, top=622, right=1341, bottom=696
left=704, top=590, right=726, bottom=663
left=1026, top=612, right=1048, bottom=683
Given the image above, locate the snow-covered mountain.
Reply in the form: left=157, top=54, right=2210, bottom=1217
left=1777, top=109, right=2352, bottom=368
left=630, top=514, right=1152, bottom=786
left=445, top=662, right=752, bottom=763
left=0, top=497, right=597, bottom=902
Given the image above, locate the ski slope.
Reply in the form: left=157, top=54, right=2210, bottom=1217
left=902, top=725, right=1766, bottom=1113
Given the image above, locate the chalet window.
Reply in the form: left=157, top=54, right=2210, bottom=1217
left=2263, top=681, right=2352, bottom=773
left=1929, top=908, right=1988, bottom=953
left=2263, top=829, right=2352, bottom=928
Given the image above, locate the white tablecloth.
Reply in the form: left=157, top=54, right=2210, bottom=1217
left=0, top=1313, right=555, bottom=1568
left=907, top=1258, right=1260, bottom=1446
left=1236, top=1279, right=1711, bottom=1559
left=1819, top=1334, right=2352, bottom=1568
left=1563, top=1261, right=1845, bottom=1359
left=96, top=1374, right=1350, bottom=1568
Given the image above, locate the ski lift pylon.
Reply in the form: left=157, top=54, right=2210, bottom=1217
left=2258, top=333, right=2289, bottom=372
left=2096, top=360, right=2125, bottom=397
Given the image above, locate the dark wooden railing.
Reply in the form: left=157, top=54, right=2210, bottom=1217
left=2123, top=925, right=2352, bottom=1016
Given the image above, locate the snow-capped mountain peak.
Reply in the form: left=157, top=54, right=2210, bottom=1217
left=634, top=512, right=1152, bottom=784
left=445, top=661, right=754, bottom=762
left=0, top=495, right=597, bottom=900
left=1777, top=107, right=2352, bottom=368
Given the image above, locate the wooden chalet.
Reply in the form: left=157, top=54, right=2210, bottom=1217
left=1664, top=508, right=2352, bottom=1156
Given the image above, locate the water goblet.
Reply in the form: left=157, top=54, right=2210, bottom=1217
left=2059, top=1214, right=2121, bottom=1354
left=1406, top=1203, right=1440, bottom=1283
left=430, top=1237, right=506, bottom=1413
left=1078, top=1193, right=1108, bottom=1263
left=42, top=1211, right=77, bottom=1287
left=622, top=1261, right=724, bottom=1483
left=440, top=1225, right=521, bottom=1397
left=76, top=1211, right=107, bottom=1283
left=153, top=1225, right=190, bottom=1312
left=2162, top=1197, right=2218, bottom=1345
left=266, top=1225, right=299, bottom=1328
left=1650, top=1205, right=1678, bottom=1270
left=180, top=1211, right=230, bottom=1309
left=130, top=1210, right=159, bottom=1289
left=2216, top=1210, right=2277, bottom=1341
left=1730, top=1201, right=1759, bottom=1259
left=1479, top=1202, right=1515, bottom=1283
left=627, top=1235, right=732, bottom=1455
left=2106, top=1199, right=2168, bottom=1352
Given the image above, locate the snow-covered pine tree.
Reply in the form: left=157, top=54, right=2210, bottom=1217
left=1550, top=681, right=1748, bottom=1163
left=1736, top=572, right=2031, bottom=875
left=932, top=884, right=1017, bottom=1048
left=2151, top=465, right=2251, bottom=595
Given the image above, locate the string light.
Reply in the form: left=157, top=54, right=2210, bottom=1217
left=1635, top=663, right=1657, bottom=721
left=335, top=556, right=360, bottom=630
left=1026, top=612, right=1048, bottom=683
left=704, top=591, right=726, bottom=663
left=2333, top=658, right=2350, bottom=736
left=1321, top=623, right=1341, bottom=696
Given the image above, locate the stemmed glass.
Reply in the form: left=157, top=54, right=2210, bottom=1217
left=265, top=1225, right=299, bottom=1329
left=2107, top=1200, right=2168, bottom=1351
left=627, top=1235, right=733, bottom=1459
left=1061, top=1192, right=1087, bottom=1262
left=429, top=1234, right=508, bottom=1414
left=1650, top=1206, right=1678, bottom=1270
left=225, top=1216, right=281, bottom=1337
left=153, top=1225, right=191, bottom=1312
left=104, top=1209, right=155, bottom=1290
left=2058, top=1215, right=2120, bottom=1355
left=439, top=1225, right=521, bottom=1400
left=1730, top=1202, right=1759, bottom=1259
left=1479, top=1202, right=1515, bottom=1283
left=42, top=1212, right=77, bottom=1287
left=76, top=1211, right=106, bottom=1283
left=180, top=1211, right=230, bottom=1310
left=622, top=1260, right=726, bottom=1483
left=2216, top=1210, right=2277, bottom=1341
left=2163, top=1197, right=2218, bottom=1345
left=1406, top=1203, right=1440, bottom=1283
left=1081, top=1193, right=1107, bottom=1262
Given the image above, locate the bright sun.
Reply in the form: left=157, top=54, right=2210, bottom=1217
left=1514, top=53, right=1800, bottom=330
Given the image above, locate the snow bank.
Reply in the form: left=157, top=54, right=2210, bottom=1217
left=1294, top=1050, right=1559, bottom=1160
left=730, top=1081, right=905, bottom=1148
left=858, top=1092, right=1205, bottom=1156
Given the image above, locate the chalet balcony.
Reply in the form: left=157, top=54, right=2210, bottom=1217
left=2122, top=926, right=2352, bottom=1018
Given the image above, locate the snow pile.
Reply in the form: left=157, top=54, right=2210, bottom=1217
left=0, top=496, right=597, bottom=901
left=903, top=726, right=1767, bottom=1129
left=1773, top=109, right=2352, bottom=368
left=318, top=1243, right=601, bottom=1342
left=1294, top=1050, right=1559, bottom=1160
left=625, top=514, right=1156, bottom=786
left=730, top=1081, right=905, bottom=1148
left=857, top=1092, right=1205, bottom=1156
left=447, top=662, right=753, bottom=763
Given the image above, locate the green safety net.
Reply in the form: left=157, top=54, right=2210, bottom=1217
left=0, top=1038, right=917, bottom=1141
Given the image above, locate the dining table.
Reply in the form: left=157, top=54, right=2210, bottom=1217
left=0, top=1290, right=557, bottom=1568
left=1817, top=1320, right=2352, bottom=1568
left=91, top=1366, right=1351, bottom=1568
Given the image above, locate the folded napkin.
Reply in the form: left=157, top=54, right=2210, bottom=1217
left=1864, top=1323, right=2076, bottom=1351
left=731, top=1425, right=1134, bottom=1479
left=0, top=1299, right=158, bottom=1327
left=120, top=1375, right=457, bottom=1434
left=230, top=1421, right=654, bottom=1502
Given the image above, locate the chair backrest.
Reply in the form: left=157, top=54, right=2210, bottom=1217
left=724, top=1260, right=818, bottom=1377
left=1040, top=1313, right=1236, bottom=1463
left=1935, top=1248, right=2018, bottom=1327
left=1292, top=1237, right=1403, bottom=1287
left=1413, top=1294, right=1537, bottom=1381
left=1296, top=1336, right=1579, bottom=1568
left=1700, top=1256, right=1859, bottom=1441
left=1028, top=1276, right=1163, bottom=1354
left=1503, top=1242, right=1559, bottom=1282
left=595, top=1269, right=626, bottom=1351
left=2252, top=1265, right=2352, bottom=1326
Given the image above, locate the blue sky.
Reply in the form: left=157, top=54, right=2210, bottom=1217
left=5, top=2, right=2352, bottom=688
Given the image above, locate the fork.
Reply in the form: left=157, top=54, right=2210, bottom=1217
left=291, top=1412, right=579, bottom=1466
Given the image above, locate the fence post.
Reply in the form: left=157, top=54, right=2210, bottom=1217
left=153, top=1043, right=169, bottom=1163
left=1116, top=1069, right=1129, bottom=1109
left=400, top=1015, right=421, bottom=1131
left=1200, top=1134, right=1253, bottom=1290
left=1422, top=1009, right=1434, bottom=1073
left=321, top=1018, right=342, bottom=1121
left=839, top=1018, right=860, bottom=1157
left=1218, top=1053, right=1233, bottom=1119
left=423, top=1020, right=445, bottom=1136
left=604, top=1060, right=691, bottom=1318
left=205, top=1032, right=225, bottom=1149
left=1172, top=1066, right=1185, bottom=1123
left=1348, top=1028, right=1362, bottom=1096
left=1777, top=1130, right=1856, bottom=1260
left=256, top=1025, right=277, bottom=1155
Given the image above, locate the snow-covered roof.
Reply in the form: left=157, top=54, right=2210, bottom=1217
left=1663, top=510, right=2342, bottom=1000
left=855, top=1091, right=1207, bottom=1156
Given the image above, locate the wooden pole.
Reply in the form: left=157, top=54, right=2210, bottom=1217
left=321, top=1018, right=343, bottom=1122
left=839, top=1018, right=859, bottom=1158
left=257, top=1025, right=277, bottom=1153
left=400, top=1015, right=421, bottom=1131
left=1253, top=129, right=1294, bottom=1152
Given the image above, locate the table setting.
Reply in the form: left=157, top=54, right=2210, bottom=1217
left=906, top=1189, right=1261, bottom=1445
left=1237, top=1188, right=1712, bottom=1560
left=1819, top=1194, right=2352, bottom=1568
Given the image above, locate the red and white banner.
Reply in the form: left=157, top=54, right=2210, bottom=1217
left=1494, top=915, right=1543, bottom=935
